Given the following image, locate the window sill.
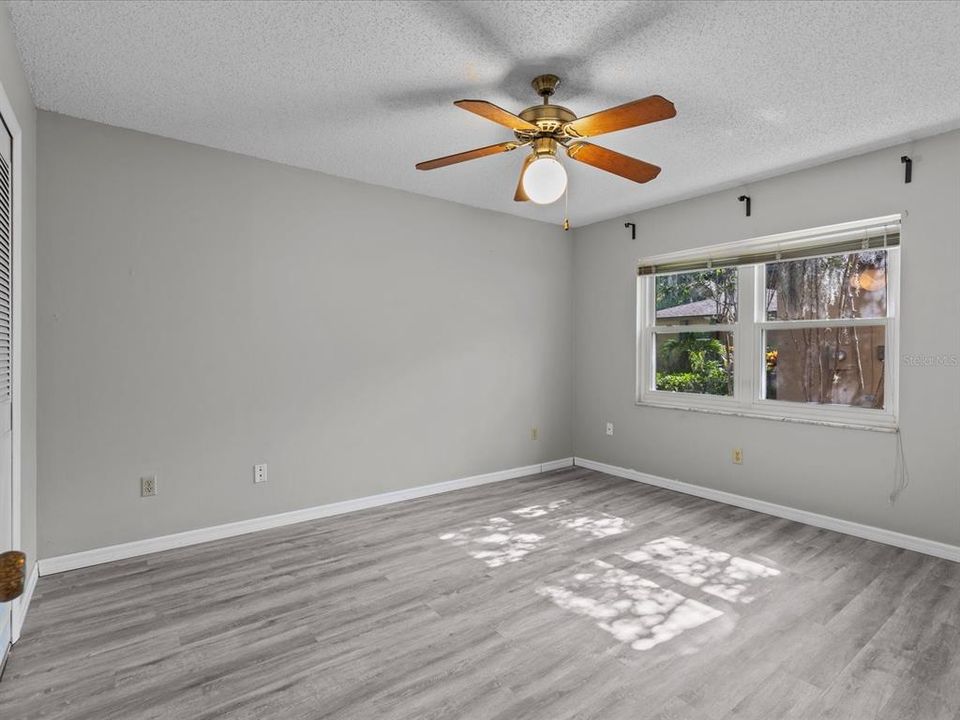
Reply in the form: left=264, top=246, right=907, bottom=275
left=635, top=398, right=898, bottom=433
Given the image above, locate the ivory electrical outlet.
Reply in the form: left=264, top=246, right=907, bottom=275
left=733, top=448, right=744, bottom=465
left=531, top=427, right=539, bottom=441
left=140, top=476, right=157, bottom=497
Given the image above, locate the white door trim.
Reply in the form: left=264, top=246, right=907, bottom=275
left=0, top=76, right=24, bottom=643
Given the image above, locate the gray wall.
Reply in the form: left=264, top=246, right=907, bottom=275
left=574, top=129, right=960, bottom=546
left=34, top=109, right=960, bottom=557
left=0, top=5, right=38, bottom=574
left=37, top=112, right=573, bottom=557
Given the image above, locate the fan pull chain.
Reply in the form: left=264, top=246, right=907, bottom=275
left=562, top=181, right=570, bottom=231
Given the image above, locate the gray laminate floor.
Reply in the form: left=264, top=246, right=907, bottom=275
left=2, top=466, right=959, bottom=719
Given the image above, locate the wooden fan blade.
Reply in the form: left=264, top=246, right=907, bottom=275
left=514, top=155, right=535, bottom=201
left=566, top=142, right=661, bottom=183
left=454, top=100, right=539, bottom=132
left=416, top=141, right=521, bottom=171
left=563, top=95, right=676, bottom=138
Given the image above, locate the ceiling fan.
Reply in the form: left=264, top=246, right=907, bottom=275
left=415, top=74, right=676, bottom=208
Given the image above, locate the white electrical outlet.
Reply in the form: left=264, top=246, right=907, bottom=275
left=254, top=463, right=268, bottom=484
left=140, top=475, right=157, bottom=497
left=732, top=448, right=744, bottom=465
left=606, top=422, right=614, bottom=436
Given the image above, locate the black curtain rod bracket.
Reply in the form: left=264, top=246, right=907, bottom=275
left=624, top=222, right=636, bottom=240
left=900, top=156, right=912, bottom=184
left=738, top=195, right=751, bottom=217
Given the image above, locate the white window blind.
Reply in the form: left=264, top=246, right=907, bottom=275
left=638, top=219, right=900, bottom=276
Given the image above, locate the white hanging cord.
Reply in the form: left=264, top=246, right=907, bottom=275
left=889, top=428, right=910, bottom=503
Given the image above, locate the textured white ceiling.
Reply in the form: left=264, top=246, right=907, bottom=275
left=8, top=0, right=960, bottom=226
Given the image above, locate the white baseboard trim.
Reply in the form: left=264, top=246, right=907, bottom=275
left=12, top=561, right=39, bottom=642
left=38, top=457, right=576, bottom=576
left=541, top=457, right=575, bottom=472
left=575, top=457, right=960, bottom=563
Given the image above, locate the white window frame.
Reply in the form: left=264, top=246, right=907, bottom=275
left=636, top=216, right=900, bottom=431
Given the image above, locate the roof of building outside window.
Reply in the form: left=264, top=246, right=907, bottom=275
left=656, top=292, right=777, bottom=318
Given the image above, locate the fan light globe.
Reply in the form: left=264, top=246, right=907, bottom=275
left=522, top=157, right=567, bottom=205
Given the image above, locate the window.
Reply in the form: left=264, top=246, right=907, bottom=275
left=653, top=269, right=736, bottom=397
left=637, top=217, right=900, bottom=429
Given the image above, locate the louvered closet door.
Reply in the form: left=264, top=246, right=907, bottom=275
left=0, top=120, right=11, bottom=416
left=0, top=113, right=13, bottom=659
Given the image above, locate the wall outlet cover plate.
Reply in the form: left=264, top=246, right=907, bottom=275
left=140, top=476, right=157, bottom=497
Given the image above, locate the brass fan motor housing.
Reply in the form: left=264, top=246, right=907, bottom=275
left=512, top=74, right=578, bottom=142
left=516, top=104, right=577, bottom=139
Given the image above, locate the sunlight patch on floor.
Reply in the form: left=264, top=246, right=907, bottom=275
left=555, top=514, right=629, bottom=538
left=536, top=560, right=723, bottom=651
left=619, top=536, right=781, bottom=603
left=511, top=499, right=630, bottom=538
left=438, top=517, right=545, bottom=568
left=440, top=499, right=629, bottom=568
left=511, top=500, right=572, bottom=519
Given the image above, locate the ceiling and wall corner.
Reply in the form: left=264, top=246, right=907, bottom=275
left=7, top=0, right=960, bottom=227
